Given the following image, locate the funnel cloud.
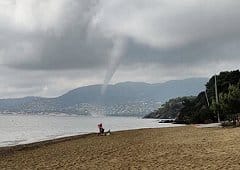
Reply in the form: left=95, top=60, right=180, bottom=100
left=101, top=38, right=126, bottom=94
left=0, top=0, right=240, bottom=98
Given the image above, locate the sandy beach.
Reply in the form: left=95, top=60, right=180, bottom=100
left=1, top=126, right=240, bottom=169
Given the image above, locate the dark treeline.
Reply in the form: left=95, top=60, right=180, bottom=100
left=144, top=96, right=196, bottom=119
left=177, top=70, right=240, bottom=124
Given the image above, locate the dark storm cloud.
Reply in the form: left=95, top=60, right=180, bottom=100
left=1, top=0, right=240, bottom=70
left=0, top=0, right=240, bottom=97
left=0, top=0, right=113, bottom=70
left=124, top=36, right=240, bottom=67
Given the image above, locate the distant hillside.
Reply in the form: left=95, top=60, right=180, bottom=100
left=0, top=78, right=208, bottom=116
left=57, top=78, right=207, bottom=104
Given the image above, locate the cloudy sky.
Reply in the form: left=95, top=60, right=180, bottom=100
left=0, top=0, right=240, bottom=98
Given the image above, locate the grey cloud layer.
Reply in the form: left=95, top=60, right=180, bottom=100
left=0, top=0, right=240, bottom=97
left=1, top=0, right=240, bottom=70
left=0, top=0, right=112, bottom=70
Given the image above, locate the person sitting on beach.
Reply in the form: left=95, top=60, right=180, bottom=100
left=98, top=123, right=104, bottom=135
left=98, top=123, right=111, bottom=136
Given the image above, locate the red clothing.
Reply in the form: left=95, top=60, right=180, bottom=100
left=98, top=123, right=102, bottom=128
left=98, top=123, right=104, bottom=134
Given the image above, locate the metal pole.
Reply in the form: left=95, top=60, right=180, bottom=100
left=215, top=75, right=220, bottom=123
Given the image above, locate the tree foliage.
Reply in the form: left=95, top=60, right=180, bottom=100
left=219, top=83, right=240, bottom=115
left=177, top=70, right=240, bottom=123
left=144, top=96, right=195, bottom=119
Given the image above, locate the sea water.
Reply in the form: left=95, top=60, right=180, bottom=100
left=0, top=114, right=183, bottom=147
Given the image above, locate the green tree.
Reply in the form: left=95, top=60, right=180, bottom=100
left=219, top=92, right=230, bottom=115
left=210, top=99, right=221, bottom=121
left=178, top=70, right=240, bottom=123
left=218, top=83, right=240, bottom=124
left=227, top=83, right=240, bottom=114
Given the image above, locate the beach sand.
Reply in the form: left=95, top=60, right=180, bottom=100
left=1, top=126, right=240, bottom=169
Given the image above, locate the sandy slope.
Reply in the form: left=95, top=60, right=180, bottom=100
left=1, top=126, right=240, bottom=169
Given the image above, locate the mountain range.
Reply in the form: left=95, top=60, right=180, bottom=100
left=0, top=78, right=208, bottom=116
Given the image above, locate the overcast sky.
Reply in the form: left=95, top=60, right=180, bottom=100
left=0, top=0, right=240, bottom=98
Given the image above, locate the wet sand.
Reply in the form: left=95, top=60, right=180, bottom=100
left=1, top=126, right=240, bottom=169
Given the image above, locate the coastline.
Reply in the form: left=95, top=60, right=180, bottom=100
left=1, top=126, right=240, bottom=169
left=0, top=121, right=185, bottom=150
left=0, top=133, right=96, bottom=156
left=1, top=115, right=178, bottom=148
left=0, top=124, right=183, bottom=155
left=0, top=126, right=175, bottom=155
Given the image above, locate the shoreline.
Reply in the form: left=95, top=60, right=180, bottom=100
left=0, top=132, right=96, bottom=156
left=0, top=123, right=217, bottom=155
left=1, top=115, right=180, bottom=149
left=0, top=122, right=185, bottom=149
left=1, top=126, right=240, bottom=169
left=0, top=127, right=171, bottom=155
